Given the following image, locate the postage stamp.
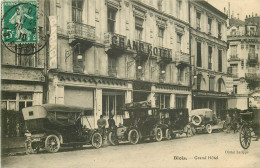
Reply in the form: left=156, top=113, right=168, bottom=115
left=2, top=1, right=38, bottom=44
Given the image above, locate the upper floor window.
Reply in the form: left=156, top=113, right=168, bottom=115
left=16, top=44, right=37, bottom=67
left=208, top=18, right=212, bottom=34
left=177, top=33, right=182, bottom=52
left=108, top=56, right=117, bottom=77
left=218, top=23, right=222, bottom=39
left=196, top=12, right=201, bottom=30
left=157, top=0, right=163, bottom=11
left=230, top=64, right=238, bottom=77
left=158, top=27, right=164, bottom=46
left=218, top=50, right=222, bottom=72
left=177, top=67, right=184, bottom=83
left=233, top=85, right=238, bottom=94
left=230, top=45, right=237, bottom=58
left=209, top=77, right=214, bottom=91
left=197, top=42, right=202, bottom=67
left=72, top=0, right=83, bottom=23
left=135, top=17, right=144, bottom=40
left=176, top=0, right=182, bottom=19
left=107, top=7, right=117, bottom=33
left=208, top=46, right=212, bottom=70
left=249, top=45, right=255, bottom=54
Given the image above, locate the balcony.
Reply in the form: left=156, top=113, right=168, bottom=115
left=104, top=32, right=127, bottom=56
left=247, top=53, right=259, bottom=65
left=67, top=22, right=95, bottom=45
left=228, top=55, right=240, bottom=62
left=175, top=52, right=190, bottom=65
left=245, top=72, right=260, bottom=82
left=157, top=47, right=172, bottom=64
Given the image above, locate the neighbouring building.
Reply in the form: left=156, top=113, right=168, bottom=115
left=227, top=14, right=260, bottom=110
left=189, top=1, right=229, bottom=119
left=1, top=0, right=48, bottom=137
left=47, top=0, right=192, bottom=128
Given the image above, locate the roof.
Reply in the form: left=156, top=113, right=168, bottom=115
left=41, top=104, right=93, bottom=113
left=229, top=18, right=245, bottom=27
left=195, top=1, right=228, bottom=19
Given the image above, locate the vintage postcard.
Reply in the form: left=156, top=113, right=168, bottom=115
left=1, top=0, right=260, bottom=168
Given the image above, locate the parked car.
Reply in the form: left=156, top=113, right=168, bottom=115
left=22, top=104, right=102, bottom=154
left=160, top=108, right=192, bottom=139
left=108, top=101, right=165, bottom=145
left=190, top=108, right=225, bottom=134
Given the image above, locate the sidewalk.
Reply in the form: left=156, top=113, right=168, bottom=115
left=2, top=137, right=26, bottom=156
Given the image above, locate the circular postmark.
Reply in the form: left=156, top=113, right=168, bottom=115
left=1, top=1, right=50, bottom=55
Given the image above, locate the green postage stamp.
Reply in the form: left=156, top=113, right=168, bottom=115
left=2, top=0, right=38, bottom=44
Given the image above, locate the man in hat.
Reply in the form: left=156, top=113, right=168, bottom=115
left=108, top=115, right=116, bottom=129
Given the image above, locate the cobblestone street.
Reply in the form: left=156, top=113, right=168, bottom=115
left=2, top=132, right=260, bottom=168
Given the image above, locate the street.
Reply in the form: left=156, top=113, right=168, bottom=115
left=2, top=132, right=260, bottom=168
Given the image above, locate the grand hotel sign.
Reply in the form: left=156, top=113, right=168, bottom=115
left=104, top=33, right=172, bottom=58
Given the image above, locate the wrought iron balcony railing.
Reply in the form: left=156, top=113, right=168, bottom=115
left=175, top=52, right=190, bottom=64
left=67, top=22, right=95, bottom=43
left=228, top=55, right=240, bottom=61
left=247, top=53, right=258, bottom=65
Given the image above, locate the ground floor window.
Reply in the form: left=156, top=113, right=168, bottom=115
left=102, top=94, right=125, bottom=117
left=175, top=95, right=187, bottom=108
left=1, top=92, right=33, bottom=137
left=155, top=93, right=170, bottom=109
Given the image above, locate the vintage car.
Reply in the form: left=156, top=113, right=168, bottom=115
left=108, top=101, right=165, bottom=145
left=22, top=104, right=103, bottom=153
left=190, top=108, right=225, bottom=134
left=160, top=108, right=192, bottom=139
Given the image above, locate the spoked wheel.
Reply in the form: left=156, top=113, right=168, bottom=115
left=45, top=135, right=60, bottom=153
left=92, top=132, right=102, bottom=149
left=240, top=124, right=251, bottom=149
left=108, top=131, right=119, bottom=146
left=128, top=129, right=139, bottom=144
left=206, top=124, right=212, bottom=134
left=154, top=127, right=163, bottom=142
left=25, top=140, right=40, bottom=154
left=165, top=129, right=172, bottom=140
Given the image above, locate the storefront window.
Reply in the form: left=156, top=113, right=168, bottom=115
left=155, top=93, right=170, bottom=109
left=175, top=95, right=187, bottom=109
left=102, top=94, right=125, bottom=117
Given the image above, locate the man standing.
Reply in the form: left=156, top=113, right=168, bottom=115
left=108, top=115, right=116, bottom=129
left=97, top=115, right=106, bottom=138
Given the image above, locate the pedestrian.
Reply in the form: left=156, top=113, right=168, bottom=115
left=108, top=115, right=116, bottom=129
left=97, top=115, right=107, bottom=139
left=225, top=114, right=231, bottom=133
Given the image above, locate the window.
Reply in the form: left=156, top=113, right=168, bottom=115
left=175, top=95, right=187, bottom=109
left=1, top=92, right=33, bottom=111
left=72, top=0, right=83, bottom=23
left=230, top=45, right=237, bottom=58
left=108, top=56, right=117, bottom=77
left=102, top=94, right=125, bottom=117
left=209, top=77, right=214, bottom=91
left=135, top=17, right=144, bottom=40
left=177, top=34, right=182, bottom=52
left=208, top=18, right=212, bottom=34
left=233, top=85, right=238, bottom=94
left=218, top=50, right=222, bottom=72
left=208, top=46, right=212, bottom=70
left=196, top=12, right=201, bottom=30
left=177, top=67, right=184, bottom=83
left=218, top=79, right=222, bottom=92
left=157, top=0, right=162, bottom=11
left=73, top=44, right=84, bottom=73
left=16, top=44, right=37, bottom=67
left=176, top=0, right=182, bottom=19
left=196, top=75, right=202, bottom=90
left=158, top=27, right=164, bottom=46
left=197, top=42, right=201, bottom=67
left=218, top=23, right=222, bottom=39
left=249, top=45, right=255, bottom=55
left=155, top=94, right=170, bottom=109
left=107, top=8, right=117, bottom=33
left=230, top=64, right=238, bottom=77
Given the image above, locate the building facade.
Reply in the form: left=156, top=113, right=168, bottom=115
left=189, top=1, right=229, bottom=119
left=46, top=0, right=192, bottom=128
left=227, top=15, right=260, bottom=110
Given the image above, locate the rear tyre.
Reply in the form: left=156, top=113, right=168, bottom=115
left=128, top=129, right=139, bottom=144
left=165, top=129, right=171, bottom=140
left=92, top=132, right=102, bottom=149
left=206, top=124, right=212, bottom=134
left=45, top=135, right=60, bottom=153
left=108, top=131, right=119, bottom=146
left=25, top=140, right=39, bottom=154
left=154, top=127, right=163, bottom=142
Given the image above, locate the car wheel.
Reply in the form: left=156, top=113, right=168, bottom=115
left=154, top=127, right=163, bottom=142
left=128, top=129, right=139, bottom=144
left=25, top=140, right=39, bottom=154
left=165, top=129, right=171, bottom=140
left=108, top=131, right=119, bottom=146
left=206, top=124, right=212, bottom=134
left=91, top=132, right=102, bottom=149
left=45, top=135, right=60, bottom=153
